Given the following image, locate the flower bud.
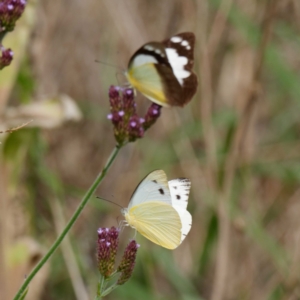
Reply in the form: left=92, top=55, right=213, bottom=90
left=143, top=103, right=162, bottom=130
left=0, top=46, right=13, bottom=69
left=117, top=240, right=140, bottom=285
left=97, top=227, right=120, bottom=278
left=128, top=115, right=144, bottom=141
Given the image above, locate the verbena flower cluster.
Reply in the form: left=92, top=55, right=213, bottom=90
left=0, top=0, right=26, bottom=69
left=0, top=0, right=26, bottom=32
left=97, top=227, right=139, bottom=286
left=107, top=85, right=161, bottom=146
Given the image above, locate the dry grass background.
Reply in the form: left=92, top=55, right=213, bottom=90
left=1, top=0, right=300, bottom=299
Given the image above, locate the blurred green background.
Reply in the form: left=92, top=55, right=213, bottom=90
left=1, top=0, right=300, bottom=299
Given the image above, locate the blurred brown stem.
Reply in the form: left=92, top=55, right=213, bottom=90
left=50, top=198, right=89, bottom=300
left=0, top=120, right=33, bottom=133
left=207, top=0, right=233, bottom=61
left=211, top=1, right=278, bottom=300
left=197, top=0, right=219, bottom=196
left=0, top=162, right=9, bottom=299
left=197, top=0, right=233, bottom=193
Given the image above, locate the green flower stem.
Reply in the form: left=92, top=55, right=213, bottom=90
left=96, top=274, right=119, bottom=299
left=101, top=284, right=118, bottom=297
left=97, top=276, right=105, bottom=300
left=13, top=145, right=121, bottom=300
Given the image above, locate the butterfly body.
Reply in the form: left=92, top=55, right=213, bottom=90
left=125, top=32, right=198, bottom=107
left=122, top=170, right=192, bottom=249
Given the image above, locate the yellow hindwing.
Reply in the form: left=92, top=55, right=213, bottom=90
left=126, top=64, right=168, bottom=106
left=125, top=201, right=182, bottom=249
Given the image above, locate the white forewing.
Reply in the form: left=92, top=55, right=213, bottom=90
left=131, top=54, right=158, bottom=68
left=172, top=205, right=192, bottom=242
left=128, top=170, right=172, bottom=208
left=165, top=48, right=190, bottom=85
left=168, top=178, right=191, bottom=209
left=170, top=36, right=183, bottom=43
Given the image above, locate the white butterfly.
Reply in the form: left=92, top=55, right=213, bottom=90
left=121, top=170, right=192, bottom=249
left=125, top=32, right=198, bottom=107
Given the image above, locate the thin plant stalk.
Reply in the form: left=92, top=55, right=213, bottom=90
left=211, top=1, right=278, bottom=299
left=13, top=145, right=121, bottom=300
left=50, top=198, right=89, bottom=300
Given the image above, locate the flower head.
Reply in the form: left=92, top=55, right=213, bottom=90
left=95, top=228, right=140, bottom=297
left=0, top=0, right=26, bottom=33
left=107, top=86, right=162, bottom=146
left=143, top=103, right=162, bottom=130
left=0, top=46, right=13, bottom=69
left=117, top=240, right=140, bottom=285
left=0, top=0, right=26, bottom=70
left=128, top=114, right=144, bottom=141
left=97, top=227, right=120, bottom=278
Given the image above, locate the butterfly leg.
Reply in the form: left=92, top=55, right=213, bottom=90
left=118, top=219, right=128, bottom=233
left=132, top=229, right=137, bottom=239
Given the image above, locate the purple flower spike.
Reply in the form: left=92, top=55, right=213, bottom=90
left=97, top=227, right=120, bottom=278
left=122, top=87, right=136, bottom=116
left=0, top=47, right=13, bottom=69
left=128, top=115, right=144, bottom=141
left=96, top=227, right=139, bottom=295
left=107, top=86, right=162, bottom=145
left=0, top=0, right=27, bottom=33
left=0, top=0, right=26, bottom=70
left=109, top=85, right=122, bottom=112
left=117, top=240, right=140, bottom=285
left=143, top=103, right=162, bottom=130
left=111, top=111, right=123, bottom=125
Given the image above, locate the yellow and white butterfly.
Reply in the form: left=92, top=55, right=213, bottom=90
left=125, top=32, right=198, bottom=107
left=121, top=170, right=192, bottom=249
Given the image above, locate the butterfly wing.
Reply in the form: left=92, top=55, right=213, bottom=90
left=128, top=170, right=172, bottom=209
left=162, top=32, right=198, bottom=104
left=168, top=178, right=192, bottom=240
left=126, top=61, right=169, bottom=106
left=126, top=42, right=180, bottom=107
left=126, top=201, right=182, bottom=249
left=172, top=204, right=192, bottom=242
left=168, top=178, right=191, bottom=209
left=124, top=170, right=193, bottom=249
left=126, top=32, right=198, bottom=107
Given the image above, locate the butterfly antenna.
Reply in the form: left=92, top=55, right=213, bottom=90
left=96, top=196, right=124, bottom=209
left=95, top=60, right=124, bottom=72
